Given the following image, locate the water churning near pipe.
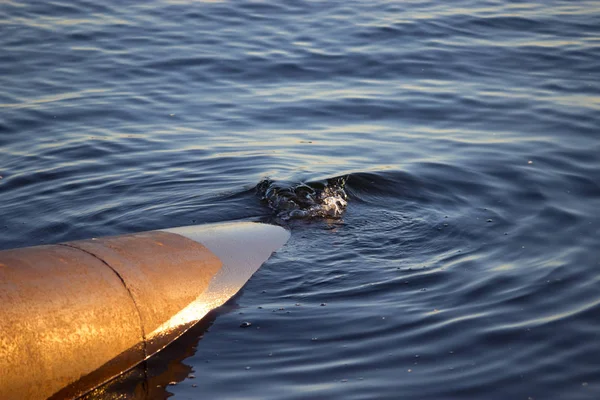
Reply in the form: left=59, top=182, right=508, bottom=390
left=256, top=176, right=348, bottom=220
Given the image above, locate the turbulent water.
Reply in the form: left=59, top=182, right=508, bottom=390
left=256, top=176, right=348, bottom=220
left=1, top=0, right=600, bottom=399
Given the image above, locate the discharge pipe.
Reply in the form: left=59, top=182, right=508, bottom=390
left=0, top=222, right=289, bottom=400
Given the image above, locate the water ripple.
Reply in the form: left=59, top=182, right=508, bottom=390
left=1, top=0, right=599, bottom=399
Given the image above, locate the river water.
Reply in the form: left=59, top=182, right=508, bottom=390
left=1, top=1, right=599, bottom=399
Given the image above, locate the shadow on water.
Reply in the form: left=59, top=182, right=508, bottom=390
left=82, top=304, right=241, bottom=400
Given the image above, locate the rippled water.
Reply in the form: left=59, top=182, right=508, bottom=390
left=2, top=0, right=600, bottom=399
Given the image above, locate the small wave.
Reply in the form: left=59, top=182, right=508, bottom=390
left=256, top=176, right=348, bottom=220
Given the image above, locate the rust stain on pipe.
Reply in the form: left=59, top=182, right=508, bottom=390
left=0, top=231, right=222, bottom=400
left=64, top=231, right=222, bottom=356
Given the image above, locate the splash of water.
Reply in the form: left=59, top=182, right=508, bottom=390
left=256, top=176, right=349, bottom=220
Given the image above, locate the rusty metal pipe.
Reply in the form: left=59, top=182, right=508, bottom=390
left=0, top=222, right=289, bottom=400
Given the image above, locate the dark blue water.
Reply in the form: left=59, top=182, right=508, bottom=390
left=2, top=1, right=600, bottom=399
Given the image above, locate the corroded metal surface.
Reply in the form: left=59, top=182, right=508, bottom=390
left=0, top=230, right=222, bottom=400
left=0, top=244, right=143, bottom=400
left=65, top=230, right=222, bottom=356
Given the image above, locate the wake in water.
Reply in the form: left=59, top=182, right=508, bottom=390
left=256, top=176, right=349, bottom=220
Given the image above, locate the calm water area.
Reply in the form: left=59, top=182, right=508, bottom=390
left=1, top=0, right=599, bottom=399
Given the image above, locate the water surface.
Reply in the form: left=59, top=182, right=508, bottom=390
left=1, top=0, right=599, bottom=399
